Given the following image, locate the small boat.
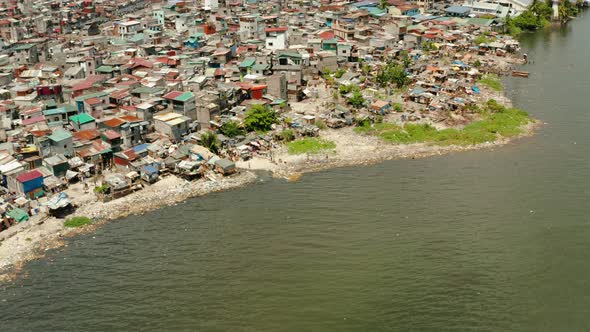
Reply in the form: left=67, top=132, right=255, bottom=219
left=512, top=70, right=530, bottom=78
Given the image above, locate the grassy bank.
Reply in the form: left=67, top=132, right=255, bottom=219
left=356, top=102, right=531, bottom=146
left=478, top=74, right=503, bottom=92
left=288, top=138, right=336, bottom=155
left=64, top=216, right=92, bottom=228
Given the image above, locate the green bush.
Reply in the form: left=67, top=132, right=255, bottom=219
left=339, top=84, right=354, bottom=96
left=93, top=184, right=109, bottom=194
left=288, top=138, right=336, bottom=155
left=315, top=120, right=327, bottom=130
left=348, top=90, right=365, bottom=108
left=279, top=129, right=296, bottom=142
left=219, top=121, right=244, bottom=138
left=64, top=216, right=92, bottom=228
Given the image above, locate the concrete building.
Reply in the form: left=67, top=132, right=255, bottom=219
left=239, top=15, right=264, bottom=40
left=267, top=73, right=288, bottom=100
left=204, top=0, right=219, bottom=10
left=265, top=27, right=288, bottom=51
left=153, top=112, right=190, bottom=142
left=15, top=44, right=39, bottom=65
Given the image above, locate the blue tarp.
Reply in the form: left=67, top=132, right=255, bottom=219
left=472, top=86, right=480, bottom=94
left=132, top=143, right=150, bottom=153
left=142, top=165, right=158, bottom=175
left=453, top=60, right=469, bottom=68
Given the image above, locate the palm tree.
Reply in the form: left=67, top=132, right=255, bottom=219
left=200, top=131, right=220, bottom=154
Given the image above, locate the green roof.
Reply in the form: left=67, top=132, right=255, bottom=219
left=44, top=99, right=57, bottom=108
left=132, top=86, right=164, bottom=94
left=43, top=107, right=66, bottom=116
left=176, top=92, right=194, bottom=102
left=74, top=91, right=108, bottom=102
left=252, top=63, right=270, bottom=71
left=127, top=33, right=144, bottom=43
left=48, top=129, right=72, bottom=142
left=367, top=7, right=386, bottom=16
left=278, top=51, right=302, bottom=59
left=14, top=43, right=35, bottom=51
left=48, top=121, right=64, bottom=128
left=239, top=57, right=256, bottom=68
left=466, top=18, right=495, bottom=26
left=70, top=113, right=96, bottom=125
left=96, top=65, right=115, bottom=73
left=7, top=208, right=29, bottom=222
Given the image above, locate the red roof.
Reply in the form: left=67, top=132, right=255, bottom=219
left=318, top=31, right=335, bottom=40
left=110, top=89, right=130, bottom=99
left=130, top=58, right=153, bottom=69
left=119, top=115, right=141, bottom=122
left=103, top=129, right=121, bottom=140
left=85, top=97, right=101, bottom=105
left=30, top=129, right=52, bottom=137
left=266, top=27, right=288, bottom=33
left=73, top=129, right=101, bottom=141
left=16, top=169, right=43, bottom=183
left=250, top=85, right=267, bottom=91
left=22, top=115, right=46, bottom=126
left=120, top=105, right=137, bottom=112
left=122, top=149, right=138, bottom=160
left=163, top=91, right=183, bottom=100
left=103, top=117, right=126, bottom=127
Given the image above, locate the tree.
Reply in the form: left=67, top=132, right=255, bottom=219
left=244, top=104, right=278, bottom=132
left=361, top=63, right=371, bottom=75
left=376, top=61, right=410, bottom=88
left=200, top=131, right=220, bottom=154
left=219, top=121, right=244, bottom=138
left=335, top=68, right=346, bottom=78
left=378, top=0, right=388, bottom=10
left=348, top=90, right=366, bottom=108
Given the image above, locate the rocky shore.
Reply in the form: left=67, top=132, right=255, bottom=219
left=0, top=171, right=257, bottom=282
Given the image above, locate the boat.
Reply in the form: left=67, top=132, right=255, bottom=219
left=512, top=70, right=530, bottom=78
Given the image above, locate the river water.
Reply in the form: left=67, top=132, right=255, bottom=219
left=2, top=16, right=590, bottom=332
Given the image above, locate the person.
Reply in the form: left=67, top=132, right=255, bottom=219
left=83, top=181, right=89, bottom=194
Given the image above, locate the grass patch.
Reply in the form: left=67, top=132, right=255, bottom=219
left=356, top=107, right=531, bottom=146
left=478, top=74, right=503, bottom=92
left=64, top=216, right=92, bottom=228
left=288, top=138, right=336, bottom=155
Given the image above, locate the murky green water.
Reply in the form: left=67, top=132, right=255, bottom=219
left=2, top=15, right=590, bottom=332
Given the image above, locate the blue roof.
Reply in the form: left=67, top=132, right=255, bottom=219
left=142, top=165, right=158, bottom=175
left=351, top=0, right=378, bottom=7
left=132, top=143, right=150, bottom=153
left=445, top=5, right=471, bottom=14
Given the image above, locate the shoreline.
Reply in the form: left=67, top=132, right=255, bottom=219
left=0, top=117, right=541, bottom=283
left=0, top=171, right=258, bottom=282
